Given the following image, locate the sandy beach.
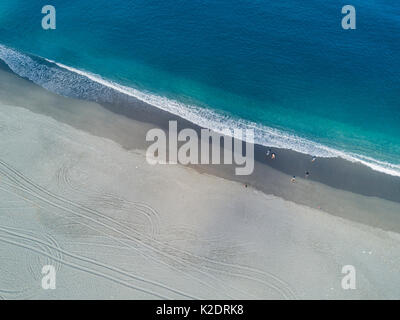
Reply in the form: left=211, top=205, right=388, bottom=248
left=1, top=63, right=400, bottom=299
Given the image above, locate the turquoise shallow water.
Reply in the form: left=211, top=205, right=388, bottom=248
left=0, top=1, right=399, bottom=175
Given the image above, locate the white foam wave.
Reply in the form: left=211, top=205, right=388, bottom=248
left=1, top=44, right=399, bottom=177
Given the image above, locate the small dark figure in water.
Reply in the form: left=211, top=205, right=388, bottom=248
left=305, top=171, right=310, bottom=178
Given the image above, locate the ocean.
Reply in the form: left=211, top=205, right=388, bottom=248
left=0, top=0, right=399, bottom=176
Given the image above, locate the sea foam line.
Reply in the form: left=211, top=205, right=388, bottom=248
left=0, top=44, right=399, bottom=177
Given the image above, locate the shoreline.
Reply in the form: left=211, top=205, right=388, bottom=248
left=1, top=60, right=400, bottom=233
left=0, top=45, right=399, bottom=178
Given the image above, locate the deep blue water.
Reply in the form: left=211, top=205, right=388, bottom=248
left=0, top=0, right=399, bottom=175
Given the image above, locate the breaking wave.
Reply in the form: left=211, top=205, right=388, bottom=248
left=1, top=44, right=399, bottom=177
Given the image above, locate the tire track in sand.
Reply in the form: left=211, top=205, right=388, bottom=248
left=0, top=159, right=296, bottom=299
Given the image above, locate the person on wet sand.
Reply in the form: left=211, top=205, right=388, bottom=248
left=305, top=171, right=309, bottom=178
left=291, top=176, right=296, bottom=183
